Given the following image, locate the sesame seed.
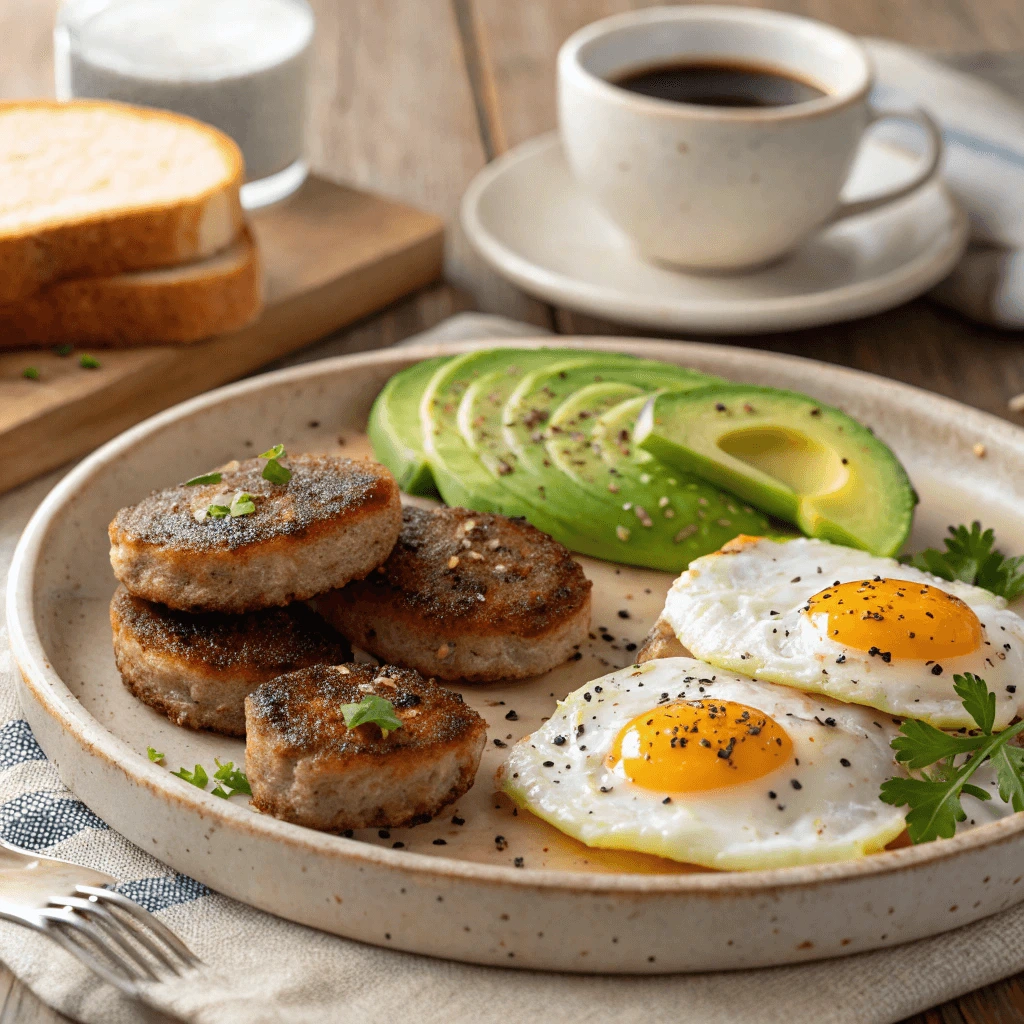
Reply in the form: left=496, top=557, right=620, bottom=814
left=448, top=555, right=460, bottom=568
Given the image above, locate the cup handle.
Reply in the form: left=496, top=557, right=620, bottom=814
left=828, top=106, right=943, bottom=223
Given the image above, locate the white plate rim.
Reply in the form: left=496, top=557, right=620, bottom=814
left=8, top=336, right=1024, bottom=901
left=460, top=132, right=970, bottom=333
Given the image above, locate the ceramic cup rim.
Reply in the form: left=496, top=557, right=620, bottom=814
left=557, top=4, right=872, bottom=123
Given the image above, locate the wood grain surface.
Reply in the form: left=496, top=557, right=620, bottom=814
left=3, top=0, right=1024, bottom=1021
left=0, top=175, right=443, bottom=495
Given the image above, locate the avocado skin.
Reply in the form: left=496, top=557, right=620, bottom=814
left=366, top=356, right=450, bottom=496
left=635, top=384, right=916, bottom=557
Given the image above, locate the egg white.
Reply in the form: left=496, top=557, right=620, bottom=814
left=499, top=657, right=913, bottom=870
left=662, top=537, right=1024, bottom=730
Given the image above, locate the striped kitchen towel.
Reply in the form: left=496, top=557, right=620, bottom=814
left=5, top=315, right=1024, bottom=1024
left=867, top=40, right=1024, bottom=329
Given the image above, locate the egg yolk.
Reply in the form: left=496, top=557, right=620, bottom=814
left=607, top=700, right=793, bottom=793
left=805, top=578, right=983, bottom=660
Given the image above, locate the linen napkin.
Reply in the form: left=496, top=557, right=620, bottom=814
left=866, top=40, right=1024, bottom=329
left=4, top=312, right=1024, bottom=1024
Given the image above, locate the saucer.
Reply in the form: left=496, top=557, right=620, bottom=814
left=461, top=132, right=969, bottom=334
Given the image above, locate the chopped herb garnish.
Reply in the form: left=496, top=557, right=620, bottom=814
left=210, top=759, right=251, bottom=799
left=146, top=746, right=165, bottom=763
left=902, top=522, right=1024, bottom=601
left=204, top=504, right=231, bottom=520
left=229, top=491, right=256, bottom=517
left=879, top=673, right=1024, bottom=843
left=22, top=367, right=39, bottom=380
left=79, top=354, right=101, bottom=369
left=185, top=472, right=222, bottom=486
left=340, top=694, right=403, bottom=737
left=171, top=764, right=209, bottom=789
left=53, top=344, right=73, bottom=357
left=258, top=444, right=291, bottom=485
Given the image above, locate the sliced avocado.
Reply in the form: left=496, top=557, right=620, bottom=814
left=545, top=386, right=770, bottom=568
left=634, top=385, right=916, bottom=556
left=421, top=348, right=602, bottom=547
left=424, top=348, right=715, bottom=564
left=367, top=355, right=451, bottom=496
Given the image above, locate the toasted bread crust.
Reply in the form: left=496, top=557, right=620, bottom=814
left=245, top=663, right=486, bottom=831
left=0, top=99, right=244, bottom=302
left=0, top=228, right=262, bottom=348
left=111, top=587, right=350, bottom=735
left=109, top=454, right=402, bottom=613
left=317, top=506, right=592, bottom=681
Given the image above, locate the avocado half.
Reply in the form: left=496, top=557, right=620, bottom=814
left=634, top=384, right=916, bottom=557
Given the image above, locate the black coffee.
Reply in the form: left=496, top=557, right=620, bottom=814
left=611, top=60, right=827, bottom=108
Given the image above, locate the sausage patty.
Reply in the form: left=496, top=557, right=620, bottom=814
left=316, top=506, right=593, bottom=682
left=108, top=453, right=402, bottom=613
left=245, top=663, right=486, bottom=832
left=110, top=586, right=351, bottom=735
left=636, top=616, right=690, bottom=664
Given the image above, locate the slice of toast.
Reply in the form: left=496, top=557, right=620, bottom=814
left=0, top=100, right=244, bottom=303
left=0, top=228, right=262, bottom=348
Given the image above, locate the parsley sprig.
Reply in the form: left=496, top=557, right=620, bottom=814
left=185, top=471, right=222, bottom=486
left=259, top=444, right=292, bottom=485
left=879, top=674, right=1024, bottom=843
left=341, top=694, right=403, bottom=737
left=197, top=491, right=255, bottom=521
left=166, top=757, right=251, bottom=799
left=902, top=522, right=1024, bottom=601
left=171, top=764, right=209, bottom=789
left=211, top=759, right=252, bottom=799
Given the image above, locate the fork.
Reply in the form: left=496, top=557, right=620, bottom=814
left=0, top=836, right=202, bottom=998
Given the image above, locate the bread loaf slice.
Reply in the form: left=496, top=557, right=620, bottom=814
left=0, top=228, right=262, bottom=348
left=0, top=100, right=244, bottom=303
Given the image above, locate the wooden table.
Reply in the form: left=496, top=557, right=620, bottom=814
left=4, top=1, right=1024, bottom=1020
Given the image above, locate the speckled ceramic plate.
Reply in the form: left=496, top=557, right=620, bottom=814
left=9, top=339, right=1024, bottom=974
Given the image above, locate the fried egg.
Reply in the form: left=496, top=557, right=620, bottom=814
left=662, top=536, right=1024, bottom=730
left=498, top=657, right=911, bottom=870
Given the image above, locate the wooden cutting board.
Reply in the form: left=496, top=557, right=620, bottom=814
left=0, top=175, right=444, bottom=496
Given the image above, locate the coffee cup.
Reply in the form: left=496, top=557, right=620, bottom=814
left=557, top=6, right=943, bottom=272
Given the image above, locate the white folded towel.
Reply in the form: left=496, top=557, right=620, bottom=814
left=866, top=39, right=1024, bottom=329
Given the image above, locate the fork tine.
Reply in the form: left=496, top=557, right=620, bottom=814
left=50, top=896, right=179, bottom=976
left=44, top=925, right=144, bottom=996
left=76, top=886, right=201, bottom=967
left=39, top=906, right=156, bottom=983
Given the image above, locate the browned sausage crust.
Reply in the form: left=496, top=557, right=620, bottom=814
left=110, top=586, right=351, bottom=736
left=635, top=616, right=690, bottom=664
left=108, top=454, right=401, bottom=613
left=316, top=506, right=592, bottom=682
left=245, top=663, right=486, bottom=831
